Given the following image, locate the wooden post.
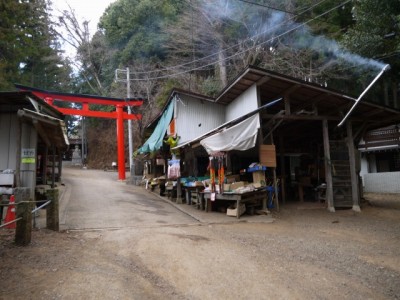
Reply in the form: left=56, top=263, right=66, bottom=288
left=346, top=121, right=361, bottom=212
left=176, top=177, right=182, bottom=204
left=43, top=145, right=48, bottom=185
left=279, top=134, right=286, bottom=204
left=15, top=119, right=22, bottom=187
left=51, top=146, right=56, bottom=188
left=284, top=94, right=291, bottom=115
left=14, top=187, right=33, bottom=246
left=273, top=168, right=279, bottom=211
left=46, top=188, right=59, bottom=231
left=322, top=119, right=335, bottom=212
left=268, top=135, right=279, bottom=212
left=58, top=151, right=63, bottom=181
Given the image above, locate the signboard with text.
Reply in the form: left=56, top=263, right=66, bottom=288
left=21, top=148, right=35, bottom=164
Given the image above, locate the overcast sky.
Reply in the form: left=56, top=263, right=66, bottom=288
left=51, top=0, right=116, bottom=58
left=52, top=0, right=116, bottom=36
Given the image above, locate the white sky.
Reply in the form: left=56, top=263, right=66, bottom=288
left=51, top=0, right=116, bottom=57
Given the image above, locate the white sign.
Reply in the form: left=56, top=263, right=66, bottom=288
left=21, top=148, right=36, bottom=164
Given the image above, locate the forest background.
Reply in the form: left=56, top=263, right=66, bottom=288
left=1, top=0, right=399, bottom=168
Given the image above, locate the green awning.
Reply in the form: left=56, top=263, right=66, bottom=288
left=138, top=100, right=174, bottom=154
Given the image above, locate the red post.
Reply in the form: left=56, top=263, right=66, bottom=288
left=116, top=105, right=125, bottom=180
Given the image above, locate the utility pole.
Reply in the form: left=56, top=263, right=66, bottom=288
left=126, top=68, right=134, bottom=175
left=81, top=116, right=86, bottom=166
left=115, top=68, right=134, bottom=175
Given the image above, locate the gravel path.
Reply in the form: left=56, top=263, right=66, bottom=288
left=0, top=168, right=399, bottom=299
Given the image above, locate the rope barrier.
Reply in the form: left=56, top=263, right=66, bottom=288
left=0, top=200, right=52, bottom=229
left=31, top=200, right=51, bottom=214
left=0, top=200, right=51, bottom=207
left=0, top=218, right=22, bottom=229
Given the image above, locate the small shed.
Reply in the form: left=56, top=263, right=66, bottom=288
left=0, top=91, right=69, bottom=201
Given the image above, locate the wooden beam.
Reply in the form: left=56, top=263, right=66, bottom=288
left=353, top=122, right=369, bottom=142
left=56, top=107, right=141, bottom=120
left=346, top=121, right=361, bottom=212
left=263, top=119, right=283, bottom=142
left=256, top=76, right=271, bottom=86
left=262, top=113, right=340, bottom=121
left=289, top=92, right=329, bottom=113
left=280, top=84, right=302, bottom=115
left=364, top=108, right=384, bottom=118
left=32, top=120, right=51, bottom=146
left=322, top=119, right=335, bottom=212
left=17, top=86, right=144, bottom=106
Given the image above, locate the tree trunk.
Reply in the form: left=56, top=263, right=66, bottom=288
left=218, top=44, right=227, bottom=87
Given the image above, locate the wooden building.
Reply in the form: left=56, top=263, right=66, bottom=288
left=0, top=91, right=69, bottom=200
left=358, top=125, right=400, bottom=193
left=139, top=66, right=400, bottom=212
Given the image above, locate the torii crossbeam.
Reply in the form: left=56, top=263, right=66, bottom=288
left=15, top=84, right=143, bottom=180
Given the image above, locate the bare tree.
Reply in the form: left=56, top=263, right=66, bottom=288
left=54, top=5, right=111, bottom=95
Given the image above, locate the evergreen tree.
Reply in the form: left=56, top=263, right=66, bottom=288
left=0, top=0, right=71, bottom=91
left=342, top=0, right=400, bottom=106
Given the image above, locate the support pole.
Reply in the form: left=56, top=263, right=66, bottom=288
left=346, top=121, right=361, bottom=212
left=116, top=105, right=126, bottom=180
left=15, top=119, right=21, bottom=187
left=127, top=67, right=133, bottom=175
left=46, top=188, right=59, bottom=231
left=15, top=188, right=32, bottom=246
left=51, top=146, right=56, bottom=188
left=279, top=134, right=286, bottom=204
left=338, top=64, right=390, bottom=127
left=177, top=177, right=182, bottom=204
left=322, top=119, right=335, bottom=212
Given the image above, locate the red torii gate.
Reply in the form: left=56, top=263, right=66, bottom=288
left=15, top=84, right=143, bottom=180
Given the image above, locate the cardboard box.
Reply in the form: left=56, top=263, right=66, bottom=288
left=223, top=184, right=231, bottom=192
left=156, top=158, right=165, bottom=165
left=227, top=203, right=246, bottom=217
left=230, top=181, right=245, bottom=191
left=259, top=145, right=276, bottom=167
left=252, top=171, right=266, bottom=186
left=226, top=175, right=240, bottom=183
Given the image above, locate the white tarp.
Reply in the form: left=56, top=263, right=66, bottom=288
left=200, top=113, right=260, bottom=154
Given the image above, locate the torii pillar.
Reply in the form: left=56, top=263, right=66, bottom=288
left=15, top=84, right=143, bottom=181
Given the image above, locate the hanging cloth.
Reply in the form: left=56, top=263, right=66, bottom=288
left=209, top=157, right=216, bottom=193
left=200, top=114, right=260, bottom=154
left=138, top=100, right=174, bottom=153
left=218, top=156, right=225, bottom=194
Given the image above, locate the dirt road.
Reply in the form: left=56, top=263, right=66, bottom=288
left=1, top=167, right=399, bottom=299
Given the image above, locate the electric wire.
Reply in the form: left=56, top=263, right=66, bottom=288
left=129, top=0, right=352, bottom=81
left=127, top=0, right=331, bottom=76
left=235, top=0, right=301, bottom=16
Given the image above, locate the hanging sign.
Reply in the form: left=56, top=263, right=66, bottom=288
left=21, top=148, right=36, bottom=164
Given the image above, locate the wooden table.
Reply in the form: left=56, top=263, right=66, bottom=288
left=184, top=186, right=204, bottom=209
left=201, top=190, right=268, bottom=218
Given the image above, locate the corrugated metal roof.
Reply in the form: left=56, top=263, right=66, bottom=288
left=0, top=91, right=64, bottom=118
left=17, top=109, right=69, bottom=150
left=215, top=65, right=400, bottom=132
left=0, top=91, right=69, bottom=149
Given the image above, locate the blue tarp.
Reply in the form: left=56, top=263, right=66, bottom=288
left=138, top=100, right=174, bottom=154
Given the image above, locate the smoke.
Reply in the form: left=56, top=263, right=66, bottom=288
left=290, top=26, right=386, bottom=71
left=201, top=0, right=386, bottom=71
